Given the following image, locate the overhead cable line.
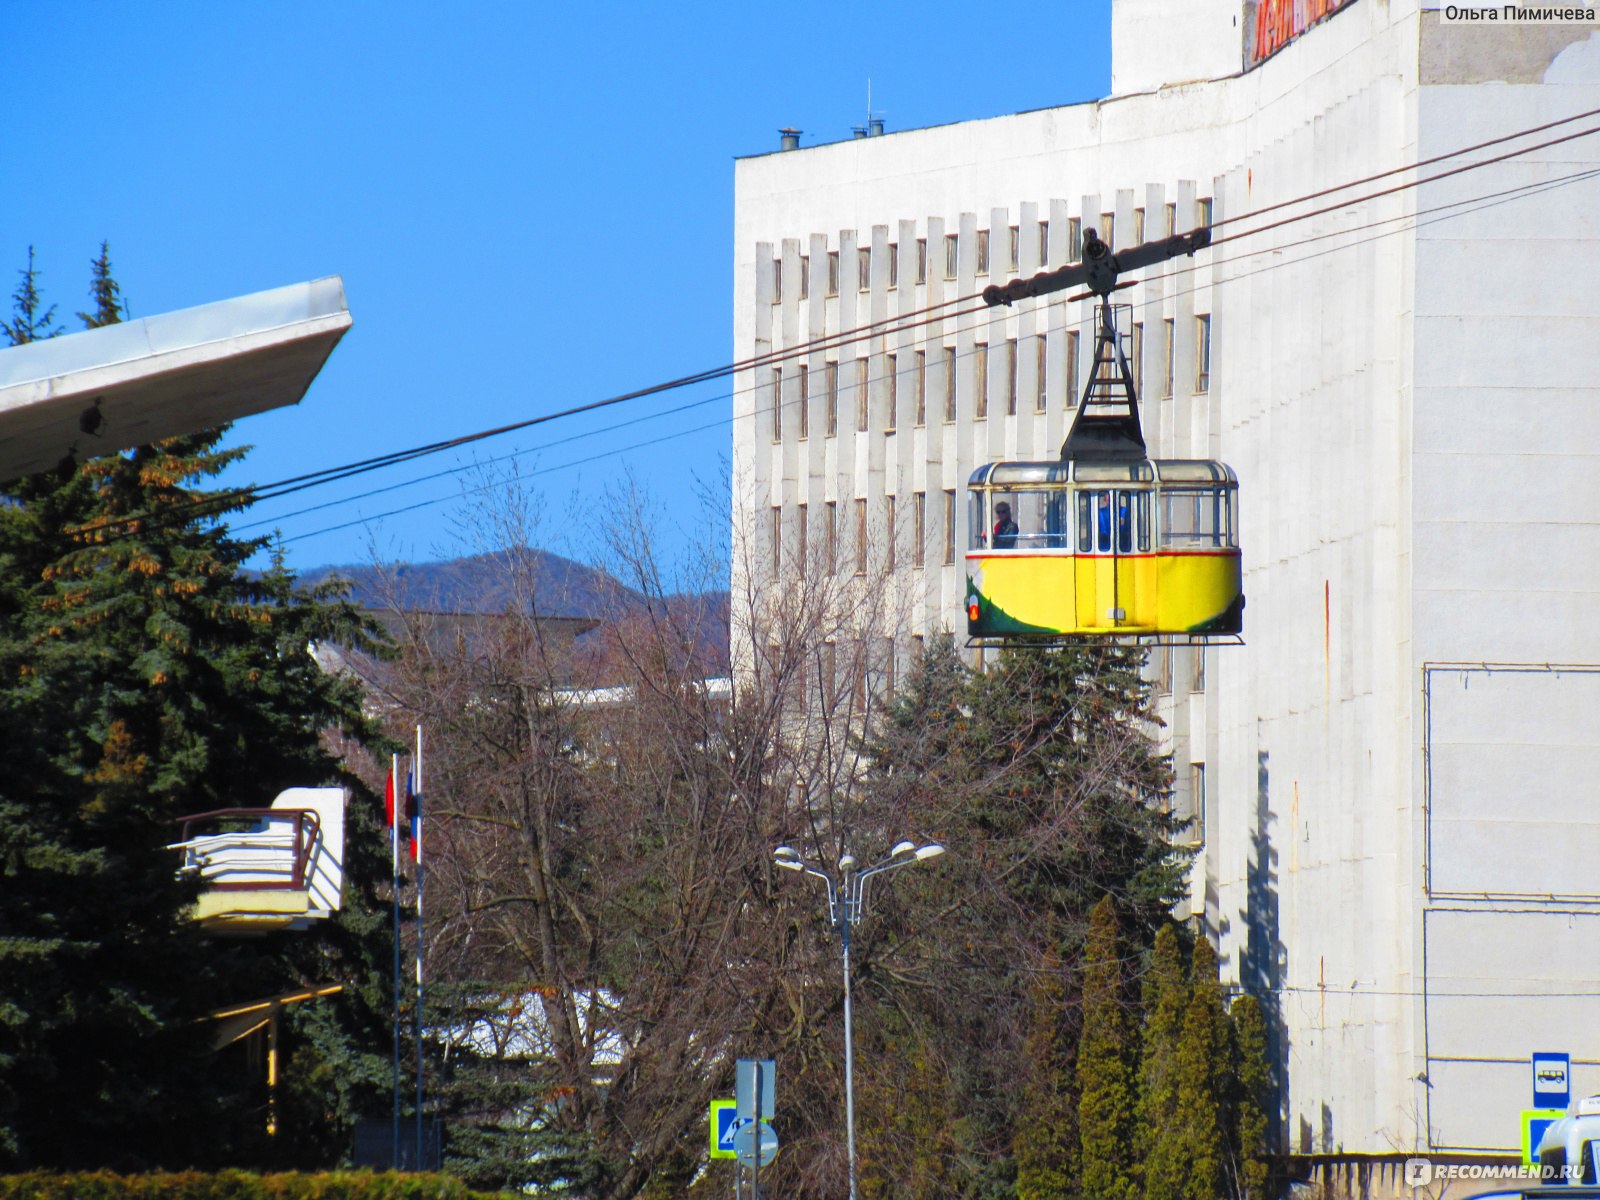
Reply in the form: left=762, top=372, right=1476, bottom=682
left=55, top=105, right=1600, bottom=548
left=268, top=160, right=1600, bottom=546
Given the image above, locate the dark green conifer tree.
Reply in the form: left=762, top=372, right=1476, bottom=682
left=1076, top=896, right=1137, bottom=1200
left=1174, top=935, right=1230, bottom=1200
left=1139, top=922, right=1191, bottom=1200
left=1230, top=993, right=1273, bottom=1200
left=1, top=246, right=62, bottom=345
left=76, top=241, right=127, bottom=328
left=1014, top=948, right=1078, bottom=1200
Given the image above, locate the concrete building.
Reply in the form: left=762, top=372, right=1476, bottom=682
left=731, top=0, right=1600, bottom=1177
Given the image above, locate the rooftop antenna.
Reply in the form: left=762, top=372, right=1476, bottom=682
left=865, top=78, right=885, bottom=136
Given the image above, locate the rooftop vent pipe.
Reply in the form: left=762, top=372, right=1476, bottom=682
left=851, top=126, right=867, bottom=139
left=868, top=117, right=884, bottom=136
left=779, top=128, right=801, bottom=151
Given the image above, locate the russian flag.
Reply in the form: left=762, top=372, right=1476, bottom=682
left=406, top=770, right=421, bottom=862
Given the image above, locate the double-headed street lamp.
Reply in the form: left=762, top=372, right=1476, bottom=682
left=772, top=840, right=947, bottom=1200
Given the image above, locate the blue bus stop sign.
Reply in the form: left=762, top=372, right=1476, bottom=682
left=1534, top=1053, right=1571, bottom=1111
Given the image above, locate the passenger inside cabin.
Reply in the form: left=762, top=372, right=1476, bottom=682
left=992, top=501, right=1018, bottom=550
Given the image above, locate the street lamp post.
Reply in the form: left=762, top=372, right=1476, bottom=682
left=773, top=840, right=947, bottom=1200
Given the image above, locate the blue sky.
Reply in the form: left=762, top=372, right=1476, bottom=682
left=4, top=2, right=1111, bottom=574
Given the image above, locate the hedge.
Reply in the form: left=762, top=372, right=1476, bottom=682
left=0, top=1171, right=509, bottom=1200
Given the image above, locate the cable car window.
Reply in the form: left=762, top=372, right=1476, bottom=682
left=1077, top=493, right=1092, bottom=552
left=968, top=491, right=987, bottom=550
left=1116, top=492, right=1133, bottom=554
left=1161, top=487, right=1232, bottom=548
left=1096, top=491, right=1112, bottom=553
left=1136, top=492, right=1151, bottom=552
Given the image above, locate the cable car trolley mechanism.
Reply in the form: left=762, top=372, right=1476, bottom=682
left=965, top=225, right=1243, bottom=646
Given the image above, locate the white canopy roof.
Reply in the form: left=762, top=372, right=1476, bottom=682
left=0, top=276, right=351, bottom=482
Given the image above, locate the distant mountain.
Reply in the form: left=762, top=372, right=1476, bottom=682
left=297, top=548, right=730, bottom=672
left=297, top=548, right=641, bottom=619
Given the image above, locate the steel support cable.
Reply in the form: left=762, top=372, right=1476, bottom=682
left=1203, top=101, right=1600, bottom=233
left=269, top=162, right=1600, bottom=547
left=57, top=115, right=1600, bottom=546
left=65, top=291, right=995, bottom=544
left=1206, top=120, right=1600, bottom=251
left=1135, top=164, right=1600, bottom=308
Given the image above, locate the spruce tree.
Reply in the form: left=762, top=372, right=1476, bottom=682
left=1076, top=897, right=1137, bottom=1200
left=76, top=241, right=127, bottom=328
left=1231, top=994, right=1273, bottom=1200
left=0, top=249, right=391, bottom=1169
left=1174, top=934, right=1230, bottom=1200
left=1, top=245, right=62, bottom=345
left=1139, top=922, right=1190, bottom=1200
left=1015, top=948, right=1078, bottom=1200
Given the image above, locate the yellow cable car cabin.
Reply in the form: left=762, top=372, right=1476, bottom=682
left=969, top=226, right=1242, bottom=644
left=964, top=459, right=1242, bottom=640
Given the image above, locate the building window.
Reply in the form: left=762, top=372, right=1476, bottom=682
left=916, top=238, right=927, bottom=284
left=913, top=492, right=926, bottom=568
left=943, top=489, right=957, bottom=564
left=798, top=364, right=809, bottom=439
left=1191, top=646, right=1206, bottom=693
left=1035, top=335, right=1047, bottom=413
left=1007, top=225, right=1020, bottom=271
left=826, top=501, right=838, bottom=574
left=975, top=342, right=989, bottom=419
left=1196, top=314, right=1211, bottom=393
left=1156, top=645, right=1173, bottom=695
left=944, top=233, right=958, bottom=279
left=885, top=354, right=897, bottom=431
left=1188, top=763, right=1207, bottom=845
left=1005, top=338, right=1018, bottom=416
left=798, top=503, right=808, bottom=564
left=854, top=498, right=867, bottom=575
left=1165, top=202, right=1177, bottom=237
left=799, top=255, right=809, bottom=300
left=914, top=350, right=927, bottom=426
left=771, top=367, right=782, bottom=441
left=853, top=640, right=867, bottom=709
left=856, top=358, right=869, bottom=431
left=1038, top=220, right=1049, bottom=265
left=1133, top=208, right=1145, bottom=245
left=1066, top=331, right=1080, bottom=407
left=827, top=250, right=839, bottom=297
left=1068, top=217, right=1082, bottom=261
left=885, top=495, right=896, bottom=571
left=1099, top=212, right=1114, bottom=248
left=883, top=636, right=896, bottom=698
left=771, top=506, right=782, bottom=576
left=912, top=632, right=925, bottom=659
left=976, top=229, right=990, bottom=274
left=826, top=360, right=839, bottom=436
left=858, top=247, right=871, bottom=292
left=1197, top=197, right=1214, bottom=229
left=888, top=244, right=898, bottom=289
left=1162, top=318, right=1175, bottom=399
left=1131, top=322, right=1144, bottom=398
left=943, top=347, right=957, bottom=422
left=772, top=257, right=782, bottom=303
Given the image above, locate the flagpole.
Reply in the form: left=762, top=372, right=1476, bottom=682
left=413, top=723, right=425, bottom=1169
left=390, top=752, right=401, bottom=1170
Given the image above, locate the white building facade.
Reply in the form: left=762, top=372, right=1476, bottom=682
left=732, top=0, right=1600, bottom=1174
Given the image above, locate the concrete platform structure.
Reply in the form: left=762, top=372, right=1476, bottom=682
left=731, top=0, right=1600, bottom=1172
left=0, top=276, right=351, bottom=481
